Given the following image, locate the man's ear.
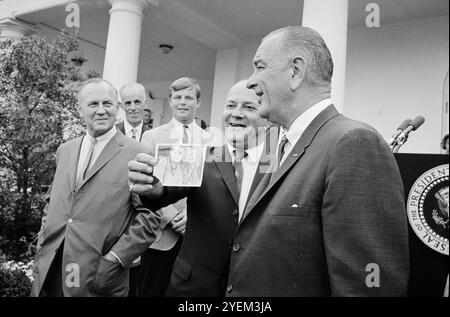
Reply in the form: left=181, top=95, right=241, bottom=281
left=290, top=56, right=307, bottom=90
left=117, top=101, right=124, bottom=110
left=196, top=98, right=201, bottom=108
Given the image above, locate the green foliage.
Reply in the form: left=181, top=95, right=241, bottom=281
left=0, top=33, right=94, bottom=260
left=0, top=262, right=32, bottom=297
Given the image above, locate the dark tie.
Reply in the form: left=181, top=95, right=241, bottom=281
left=182, top=125, right=189, bottom=144
left=278, top=134, right=289, bottom=164
left=77, top=137, right=97, bottom=187
left=233, top=149, right=247, bottom=196
left=131, top=128, right=137, bottom=139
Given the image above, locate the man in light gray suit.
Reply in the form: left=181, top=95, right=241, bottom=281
left=31, top=78, right=160, bottom=297
left=138, top=77, right=210, bottom=296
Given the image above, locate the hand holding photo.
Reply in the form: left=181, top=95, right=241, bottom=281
left=154, top=144, right=206, bottom=187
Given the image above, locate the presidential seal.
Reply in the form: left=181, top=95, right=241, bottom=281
left=407, top=164, right=449, bottom=255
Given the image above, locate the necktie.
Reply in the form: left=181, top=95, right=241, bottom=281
left=278, top=134, right=289, bottom=165
left=182, top=125, right=189, bottom=144
left=233, top=149, right=247, bottom=197
left=131, top=128, right=137, bottom=140
left=77, top=137, right=97, bottom=187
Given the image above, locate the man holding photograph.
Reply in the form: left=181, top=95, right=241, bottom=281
left=128, top=80, right=274, bottom=296
left=137, top=77, right=209, bottom=296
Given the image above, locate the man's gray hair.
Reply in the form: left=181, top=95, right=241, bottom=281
left=119, top=82, right=146, bottom=99
left=263, top=26, right=333, bottom=85
left=78, top=77, right=118, bottom=102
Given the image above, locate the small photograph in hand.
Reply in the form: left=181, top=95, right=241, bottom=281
left=154, top=144, right=206, bottom=187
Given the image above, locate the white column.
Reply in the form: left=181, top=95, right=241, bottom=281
left=0, top=18, right=35, bottom=40
left=302, top=0, right=348, bottom=112
left=210, top=48, right=240, bottom=129
left=103, top=0, right=147, bottom=120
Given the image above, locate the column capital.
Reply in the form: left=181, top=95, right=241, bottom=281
left=0, top=18, right=37, bottom=40
left=108, top=0, right=149, bottom=18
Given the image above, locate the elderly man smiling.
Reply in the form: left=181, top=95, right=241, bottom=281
left=127, top=80, right=273, bottom=296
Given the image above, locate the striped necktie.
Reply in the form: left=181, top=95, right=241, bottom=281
left=278, top=134, right=289, bottom=165
left=233, top=149, right=248, bottom=197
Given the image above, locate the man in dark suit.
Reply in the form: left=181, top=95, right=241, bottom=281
left=128, top=80, right=273, bottom=296
left=223, top=26, right=409, bottom=296
left=116, top=83, right=151, bottom=142
left=31, top=78, right=160, bottom=297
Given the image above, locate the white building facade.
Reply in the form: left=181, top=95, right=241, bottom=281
left=0, top=0, right=448, bottom=153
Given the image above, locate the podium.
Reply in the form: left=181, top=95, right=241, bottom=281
left=394, top=154, right=449, bottom=297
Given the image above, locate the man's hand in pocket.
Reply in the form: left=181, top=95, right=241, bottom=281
left=93, top=252, right=124, bottom=296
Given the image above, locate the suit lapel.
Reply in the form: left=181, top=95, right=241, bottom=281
left=212, top=146, right=239, bottom=206
left=77, top=132, right=122, bottom=190
left=69, top=137, right=84, bottom=192
left=192, top=122, right=207, bottom=145
left=247, top=162, right=264, bottom=203
left=116, top=122, right=125, bottom=135
left=240, top=139, right=276, bottom=223
left=242, top=105, right=339, bottom=220
left=163, top=121, right=176, bottom=143
left=149, top=122, right=173, bottom=156
left=139, top=124, right=150, bottom=142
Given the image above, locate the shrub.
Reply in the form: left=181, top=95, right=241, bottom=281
left=0, top=32, right=94, bottom=260
left=0, top=260, right=33, bottom=297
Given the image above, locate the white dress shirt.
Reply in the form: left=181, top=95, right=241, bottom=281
left=227, top=142, right=264, bottom=221
left=171, top=118, right=196, bottom=144
left=77, top=125, right=123, bottom=266
left=76, top=126, right=117, bottom=183
left=278, top=99, right=331, bottom=165
left=123, top=120, right=143, bottom=140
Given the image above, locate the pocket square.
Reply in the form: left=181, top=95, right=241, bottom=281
left=291, top=204, right=298, bottom=208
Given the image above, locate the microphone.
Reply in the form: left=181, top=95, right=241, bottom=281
left=391, top=116, right=425, bottom=153
left=388, top=119, right=412, bottom=146
left=396, top=116, right=425, bottom=142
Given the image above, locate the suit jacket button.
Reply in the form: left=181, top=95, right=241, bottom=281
left=226, top=284, right=233, bottom=293
left=232, top=209, right=238, bottom=216
left=68, top=218, right=73, bottom=224
left=232, top=243, right=240, bottom=252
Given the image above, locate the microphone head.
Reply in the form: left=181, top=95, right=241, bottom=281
left=398, top=119, right=412, bottom=130
left=411, top=116, right=425, bottom=130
